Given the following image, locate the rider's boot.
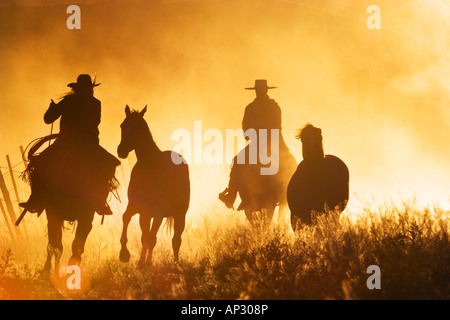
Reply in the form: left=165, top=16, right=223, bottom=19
left=19, top=192, right=44, bottom=214
left=20, top=158, right=45, bottom=214
left=219, top=163, right=240, bottom=209
left=96, top=202, right=113, bottom=216
left=218, top=188, right=237, bottom=209
left=95, top=180, right=114, bottom=216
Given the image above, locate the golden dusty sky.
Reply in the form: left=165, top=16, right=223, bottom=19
left=0, top=0, right=449, bottom=211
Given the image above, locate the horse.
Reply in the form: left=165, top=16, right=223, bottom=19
left=227, top=136, right=297, bottom=228
left=287, top=123, right=349, bottom=230
left=18, top=134, right=117, bottom=272
left=117, top=105, right=190, bottom=267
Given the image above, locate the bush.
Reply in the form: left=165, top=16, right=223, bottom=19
left=0, top=201, right=448, bottom=299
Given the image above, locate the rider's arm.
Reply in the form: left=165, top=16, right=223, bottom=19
left=43, top=99, right=64, bottom=124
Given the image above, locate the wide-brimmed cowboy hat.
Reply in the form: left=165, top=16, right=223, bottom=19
left=67, top=74, right=100, bottom=89
left=245, top=79, right=277, bottom=90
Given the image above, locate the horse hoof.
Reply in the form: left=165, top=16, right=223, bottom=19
left=137, top=260, right=147, bottom=271
left=137, top=257, right=152, bottom=271
left=174, top=260, right=183, bottom=272
left=69, top=257, right=81, bottom=266
left=119, top=249, right=130, bottom=263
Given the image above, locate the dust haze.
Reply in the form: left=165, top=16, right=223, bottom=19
left=1, top=0, right=449, bottom=212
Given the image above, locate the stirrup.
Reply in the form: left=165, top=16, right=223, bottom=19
left=19, top=201, right=44, bottom=214
left=96, top=203, right=113, bottom=216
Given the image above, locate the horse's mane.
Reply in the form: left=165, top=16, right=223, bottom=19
left=296, top=123, right=322, bottom=142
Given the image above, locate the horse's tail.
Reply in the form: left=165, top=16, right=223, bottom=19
left=163, top=217, right=174, bottom=236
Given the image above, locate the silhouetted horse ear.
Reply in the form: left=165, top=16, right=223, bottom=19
left=140, top=105, right=147, bottom=117
left=125, top=105, right=131, bottom=117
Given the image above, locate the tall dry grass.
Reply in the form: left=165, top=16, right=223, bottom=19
left=0, top=200, right=448, bottom=300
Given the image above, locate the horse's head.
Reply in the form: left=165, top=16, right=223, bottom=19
left=117, top=105, right=148, bottom=159
left=297, top=123, right=324, bottom=161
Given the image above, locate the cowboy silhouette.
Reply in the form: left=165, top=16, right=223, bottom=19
left=219, top=79, right=286, bottom=209
left=20, top=74, right=120, bottom=216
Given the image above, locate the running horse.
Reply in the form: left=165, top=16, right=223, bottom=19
left=118, top=105, right=190, bottom=267
left=287, top=124, right=349, bottom=230
left=227, top=136, right=297, bottom=227
left=17, top=134, right=118, bottom=272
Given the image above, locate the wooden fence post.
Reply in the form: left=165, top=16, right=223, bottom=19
left=7, top=155, right=30, bottom=239
left=19, top=146, right=39, bottom=233
left=19, top=145, right=28, bottom=171
left=6, top=155, right=21, bottom=207
left=0, top=167, right=20, bottom=237
left=0, top=199, right=15, bottom=243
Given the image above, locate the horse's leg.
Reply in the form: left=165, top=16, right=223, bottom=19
left=119, top=208, right=134, bottom=263
left=137, top=213, right=152, bottom=269
left=290, top=213, right=303, bottom=233
left=69, top=214, right=94, bottom=266
left=54, top=220, right=63, bottom=273
left=264, top=206, right=276, bottom=227
left=172, top=214, right=186, bottom=262
left=44, top=213, right=63, bottom=272
left=277, top=201, right=291, bottom=229
left=290, top=208, right=312, bottom=232
left=144, top=216, right=163, bottom=266
left=244, top=209, right=255, bottom=227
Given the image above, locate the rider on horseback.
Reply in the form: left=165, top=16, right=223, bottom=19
left=20, top=74, right=120, bottom=216
left=219, top=79, right=285, bottom=209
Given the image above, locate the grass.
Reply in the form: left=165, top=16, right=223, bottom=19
left=0, top=199, right=448, bottom=300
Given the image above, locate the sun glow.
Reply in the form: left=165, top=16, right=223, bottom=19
left=0, top=1, right=449, bottom=301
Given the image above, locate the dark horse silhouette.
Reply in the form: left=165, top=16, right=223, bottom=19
left=230, top=141, right=297, bottom=227
left=16, top=74, right=122, bottom=272
left=18, top=134, right=115, bottom=271
left=287, top=124, right=349, bottom=229
left=219, top=80, right=297, bottom=227
left=118, top=106, right=190, bottom=267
